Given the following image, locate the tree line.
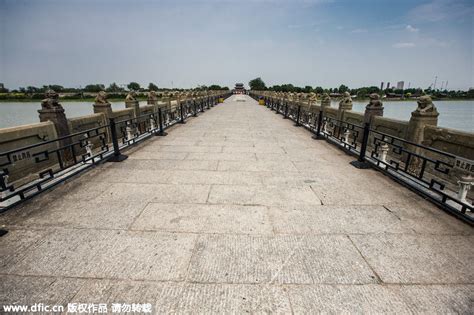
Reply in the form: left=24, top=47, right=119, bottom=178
left=0, top=82, right=229, bottom=94
left=0, top=82, right=230, bottom=100
left=248, top=77, right=474, bottom=99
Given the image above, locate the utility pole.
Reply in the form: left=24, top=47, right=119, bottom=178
left=433, top=76, right=438, bottom=90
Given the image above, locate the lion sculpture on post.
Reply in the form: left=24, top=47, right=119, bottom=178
left=41, top=89, right=63, bottom=110
left=414, top=95, right=438, bottom=115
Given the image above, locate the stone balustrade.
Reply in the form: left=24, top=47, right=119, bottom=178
left=0, top=89, right=229, bottom=202
left=251, top=90, right=474, bottom=210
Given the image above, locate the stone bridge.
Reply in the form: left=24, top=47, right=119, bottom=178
left=0, top=95, right=472, bottom=313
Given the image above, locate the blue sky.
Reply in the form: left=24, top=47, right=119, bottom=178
left=0, top=0, right=473, bottom=90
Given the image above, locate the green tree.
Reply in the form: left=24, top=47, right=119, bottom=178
left=338, top=84, right=349, bottom=93
left=127, top=82, right=141, bottom=91
left=106, top=82, right=123, bottom=92
left=248, top=77, right=267, bottom=90
left=208, top=84, right=223, bottom=90
left=314, top=86, right=324, bottom=94
left=148, top=82, right=159, bottom=91
left=48, top=85, right=64, bottom=92
left=84, top=84, right=105, bottom=92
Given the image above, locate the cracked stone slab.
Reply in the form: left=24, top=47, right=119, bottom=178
left=165, top=170, right=263, bottom=185
left=16, top=199, right=149, bottom=229
left=131, top=203, right=272, bottom=234
left=217, top=160, right=298, bottom=172
left=188, top=234, right=377, bottom=284
left=128, top=150, right=189, bottom=160
left=97, top=182, right=210, bottom=204
left=107, top=159, right=219, bottom=171
left=0, top=275, right=85, bottom=307
left=269, top=204, right=410, bottom=234
left=185, top=152, right=257, bottom=161
left=208, top=184, right=322, bottom=206
left=155, top=145, right=223, bottom=153
left=350, top=234, right=474, bottom=284
left=0, top=229, right=50, bottom=268
left=70, top=280, right=292, bottom=314
left=287, top=284, right=474, bottom=314
left=5, top=230, right=196, bottom=281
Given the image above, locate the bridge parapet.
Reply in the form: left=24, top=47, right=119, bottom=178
left=250, top=90, right=474, bottom=223
left=0, top=90, right=231, bottom=211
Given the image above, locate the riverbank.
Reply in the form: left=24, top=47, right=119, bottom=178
left=0, top=96, right=473, bottom=103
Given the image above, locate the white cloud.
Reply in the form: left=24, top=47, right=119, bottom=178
left=406, top=25, right=419, bottom=32
left=393, top=42, right=416, bottom=48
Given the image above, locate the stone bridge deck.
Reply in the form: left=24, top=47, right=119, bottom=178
left=0, top=95, right=472, bottom=313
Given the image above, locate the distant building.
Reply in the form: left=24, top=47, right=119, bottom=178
left=380, top=82, right=384, bottom=90
left=233, top=83, right=246, bottom=94
left=397, top=81, right=405, bottom=90
left=0, top=83, right=4, bottom=89
left=387, top=82, right=391, bottom=89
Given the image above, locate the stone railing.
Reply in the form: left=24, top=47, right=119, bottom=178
left=250, top=90, right=473, bottom=224
left=0, top=90, right=230, bottom=210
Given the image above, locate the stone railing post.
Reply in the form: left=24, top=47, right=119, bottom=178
left=405, top=95, right=439, bottom=174
left=38, top=89, right=72, bottom=161
left=38, top=89, right=70, bottom=139
left=93, top=91, right=113, bottom=120
left=125, top=91, right=139, bottom=118
left=338, top=92, right=353, bottom=121
left=320, top=93, right=331, bottom=118
left=406, top=95, right=439, bottom=144
left=364, top=93, right=384, bottom=124
left=92, top=91, right=112, bottom=141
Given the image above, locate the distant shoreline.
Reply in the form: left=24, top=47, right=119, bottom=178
left=1, top=97, right=473, bottom=103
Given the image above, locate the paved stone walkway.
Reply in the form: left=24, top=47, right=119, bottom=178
left=1, top=95, right=472, bottom=313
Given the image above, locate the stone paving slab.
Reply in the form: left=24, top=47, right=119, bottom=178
left=350, top=234, right=473, bottom=284
left=208, top=184, right=322, bottom=206
left=187, top=234, right=377, bottom=284
left=131, top=203, right=272, bottom=235
left=4, top=229, right=196, bottom=281
left=0, top=95, right=472, bottom=313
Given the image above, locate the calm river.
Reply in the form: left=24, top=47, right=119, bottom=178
left=0, top=100, right=473, bottom=132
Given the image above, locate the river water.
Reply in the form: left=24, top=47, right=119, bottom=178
left=0, top=100, right=472, bottom=132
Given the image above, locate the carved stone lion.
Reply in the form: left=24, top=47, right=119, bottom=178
left=321, top=93, right=331, bottom=108
left=339, top=91, right=352, bottom=109
left=367, top=93, right=383, bottom=108
left=147, top=90, right=158, bottom=104
left=94, top=91, right=109, bottom=105
left=125, top=91, right=137, bottom=102
left=41, top=89, right=63, bottom=110
left=414, top=95, right=438, bottom=115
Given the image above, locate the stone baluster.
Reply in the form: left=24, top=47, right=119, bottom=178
left=38, top=89, right=72, bottom=161
left=125, top=91, right=139, bottom=118
left=93, top=91, right=112, bottom=119
left=405, top=95, right=439, bottom=174
left=38, top=89, right=70, bottom=139
left=457, top=175, right=473, bottom=203
left=379, top=143, right=389, bottom=164
left=321, top=93, right=331, bottom=111
left=364, top=93, right=384, bottom=124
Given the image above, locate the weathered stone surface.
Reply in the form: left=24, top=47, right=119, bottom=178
left=208, top=184, right=322, bottom=206
left=350, top=234, right=474, bottom=283
left=6, top=229, right=196, bottom=281
left=0, top=95, right=472, bottom=313
left=288, top=284, right=474, bottom=314
left=132, top=203, right=272, bottom=234
left=188, top=234, right=377, bottom=284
